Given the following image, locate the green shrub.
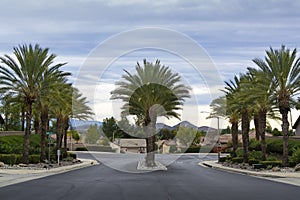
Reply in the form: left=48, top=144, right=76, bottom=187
left=0, top=135, right=41, bottom=154
left=291, top=148, right=300, bottom=165
left=75, top=147, right=88, bottom=151
left=248, top=159, right=259, bottom=165
left=266, top=154, right=279, bottom=161
left=0, top=154, right=22, bottom=165
left=86, top=145, right=114, bottom=152
left=259, top=160, right=282, bottom=168
left=219, top=157, right=227, bottom=162
left=29, top=155, right=41, bottom=164
left=67, top=152, right=77, bottom=159
left=266, top=139, right=283, bottom=154
left=248, top=151, right=263, bottom=160
left=185, top=147, right=201, bottom=153
left=232, top=157, right=244, bottom=163
left=249, top=139, right=261, bottom=151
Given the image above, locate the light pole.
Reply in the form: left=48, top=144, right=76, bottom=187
left=200, top=111, right=221, bottom=162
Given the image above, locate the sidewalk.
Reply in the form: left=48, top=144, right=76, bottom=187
left=0, top=159, right=99, bottom=188
left=200, top=160, right=300, bottom=187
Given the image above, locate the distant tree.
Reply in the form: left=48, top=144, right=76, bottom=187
left=102, top=117, right=122, bottom=141
left=221, top=126, right=231, bottom=134
left=158, top=128, right=175, bottom=140
left=175, top=126, right=197, bottom=147
left=72, top=130, right=80, bottom=144
left=85, top=124, right=100, bottom=144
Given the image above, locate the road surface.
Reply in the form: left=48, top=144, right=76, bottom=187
left=0, top=153, right=299, bottom=200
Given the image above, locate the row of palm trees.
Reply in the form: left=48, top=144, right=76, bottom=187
left=210, top=45, right=300, bottom=167
left=0, top=44, right=92, bottom=164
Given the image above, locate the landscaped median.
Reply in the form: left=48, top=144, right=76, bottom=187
left=0, top=158, right=99, bottom=175
left=200, top=160, right=300, bottom=178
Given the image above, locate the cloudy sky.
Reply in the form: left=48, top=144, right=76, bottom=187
left=1, top=0, right=299, bottom=128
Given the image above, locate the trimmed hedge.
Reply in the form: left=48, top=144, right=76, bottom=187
left=75, top=147, right=88, bottom=151
left=259, top=160, right=282, bottom=168
left=0, top=154, right=40, bottom=165
left=231, top=157, right=244, bottom=163
left=185, top=147, right=201, bottom=153
left=0, top=135, right=41, bottom=154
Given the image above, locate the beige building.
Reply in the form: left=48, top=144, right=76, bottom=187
left=117, top=139, right=146, bottom=153
left=293, top=116, right=300, bottom=136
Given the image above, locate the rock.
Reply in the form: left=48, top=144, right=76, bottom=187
left=18, top=163, right=28, bottom=167
left=294, top=164, right=300, bottom=172
left=0, top=161, right=5, bottom=167
left=272, top=167, right=281, bottom=172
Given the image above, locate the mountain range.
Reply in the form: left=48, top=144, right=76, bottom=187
left=72, top=119, right=216, bottom=133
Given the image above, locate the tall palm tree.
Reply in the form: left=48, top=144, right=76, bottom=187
left=209, top=96, right=240, bottom=157
left=223, top=75, right=251, bottom=163
left=0, top=44, right=66, bottom=163
left=243, top=68, right=279, bottom=161
left=253, top=45, right=300, bottom=166
left=111, top=59, right=190, bottom=167
left=37, top=73, right=70, bottom=161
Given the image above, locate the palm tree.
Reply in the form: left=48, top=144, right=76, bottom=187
left=209, top=96, right=240, bottom=157
left=223, top=75, right=252, bottom=163
left=111, top=59, right=190, bottom=167
left=0, top=44, right=66, bottom=164
left=244, top=68, right=279, bottom=161
left=253, top=45, right=300, bottom=166
left=37, top=73, right=70, bottom=161
left=51, top=85, right=92, bottom=156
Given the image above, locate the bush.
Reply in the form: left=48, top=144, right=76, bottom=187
left=0, top=154, right=22, bottom=165
left=248, top=159, right=259, bottom=165
left=219, top=157, right=227, bottom=162
left=259, top=160, right=282, bottom=168
left=67, top=152, right=77, bottom=159
left=291, top=148, right=300, bottom=165
left=29, top=155, right=41, bottom=164
left=75, top=147, right=88, bottom=151
left=266, top=139, right=283, bottom=154
left=0, top=135, right=41, bottom=154
left=248, top=151, right=262, bottom=160
left=232, top=157, right=244, bottom=163
left=185, top=147, right=201, bottom=153
left=249, top=139, right=261, bottom=151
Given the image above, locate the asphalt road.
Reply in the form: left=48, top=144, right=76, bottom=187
left=0, top=153, right=299, bottom=200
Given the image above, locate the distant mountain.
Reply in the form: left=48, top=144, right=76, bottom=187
left=156, top=123, right=174, bottom=130
left=156, top=121, right=217, bottom=133
left=71, top=120, right=102, bottom=133
left=174, top=121, right=198, bottom=129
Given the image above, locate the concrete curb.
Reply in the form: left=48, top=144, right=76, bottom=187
left=0, top=159, right=99, bottom=188
left=200, top=161, right=300, bottom=178
left=0, top=159, right=99, bottom=175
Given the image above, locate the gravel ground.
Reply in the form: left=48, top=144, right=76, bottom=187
left=222, top=162, right=296, bottom=173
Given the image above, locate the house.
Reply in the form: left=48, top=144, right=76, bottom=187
left=292, top=116, right=300, bottom=136
left=117, top=138, right=146, bottom=153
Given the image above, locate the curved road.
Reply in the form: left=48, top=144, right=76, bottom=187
left=0, top=153, right=299, bottom=200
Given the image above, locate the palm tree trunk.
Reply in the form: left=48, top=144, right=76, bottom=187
left=21, top=106, right=25, bottom=131
left=231, top=121, right=238, bottom=157
left=281, top=108, right=289, bottom=167
left=258, top=110, right=267, bottom=161
left=56, top=115, right=64, bottom=150
left=23, top=100, right=33, bottom=164
left=241, top=109, right=249, bottom=163
left=145, top=111, right=157, bottom=167
left=63, top=117, right=69, bottom=158
left=40, top=107, right=48, bottom=162
left=254, top=114, right=260, bottom=141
